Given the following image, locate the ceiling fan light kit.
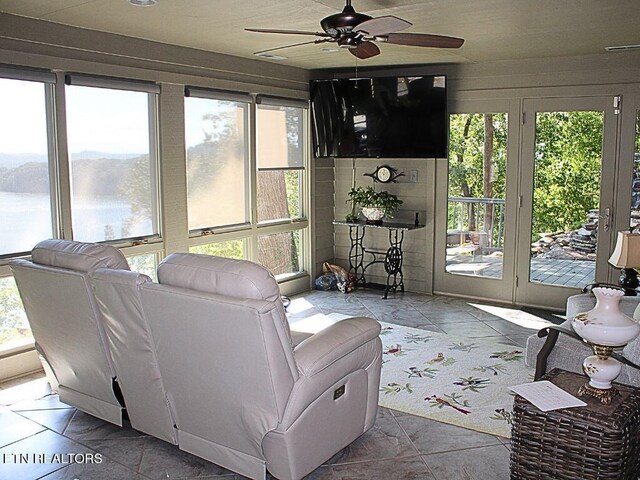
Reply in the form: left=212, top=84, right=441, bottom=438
left=246, top=0, right=464, bottom=59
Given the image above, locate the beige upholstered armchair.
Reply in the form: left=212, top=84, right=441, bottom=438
left=95, top=252, right=383, bottom=480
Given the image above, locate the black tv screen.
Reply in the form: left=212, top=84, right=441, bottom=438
left=310, top=75, right=447, bottom=159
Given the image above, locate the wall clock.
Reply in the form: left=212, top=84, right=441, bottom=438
left=364, top=165, right=404, bottom=183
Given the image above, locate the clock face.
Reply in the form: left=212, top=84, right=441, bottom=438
left=377, top=166, right=392, bottom=183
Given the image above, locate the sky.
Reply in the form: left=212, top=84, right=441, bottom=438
left=0, top=78, right=237, bottom=157
left=0, top=79, right=149, bottom=156
left=0, top=78, right=48, bottom=155
left=65, top=85, right=149, bottom=154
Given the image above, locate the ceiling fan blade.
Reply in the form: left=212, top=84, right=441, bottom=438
left=349, top=41, right=381, bottom=60
left=382, top=33, right=464, bottom=48
left=353, top=16, right=412, bottom=36
left=245, top=28, right=331, bottom=37
left=254, top=39, right=333, bottom=55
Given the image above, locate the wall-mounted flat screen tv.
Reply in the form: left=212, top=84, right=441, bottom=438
left=311, top=75, right=447, bottom=159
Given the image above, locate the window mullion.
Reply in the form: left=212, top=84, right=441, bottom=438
left=149, top=93, right=161, bottom=240
left=248, top=101, right=258, bottom=262
left=53, top=72, right=74, bottom=240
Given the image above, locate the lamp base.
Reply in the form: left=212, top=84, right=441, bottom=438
left=578, top=382, right=619, bottom=405
left=619, top=268, right=639, bottom=296
left=579, top=346, right=622, bottom=405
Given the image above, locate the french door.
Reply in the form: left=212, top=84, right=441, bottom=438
left=515, top=97, right=618, bottom=308
left=435, top=96, right=620, bottom=310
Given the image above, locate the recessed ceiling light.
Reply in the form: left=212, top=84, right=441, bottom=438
left=254, top=53, right=287, bottom=60
left=128, top=0, right=157, bottom=6
left=605, top=44, right=640, bottom=52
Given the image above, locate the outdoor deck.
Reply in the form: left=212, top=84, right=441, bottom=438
left=446, top=250, right=595, bottom=288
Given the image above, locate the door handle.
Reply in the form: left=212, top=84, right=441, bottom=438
left=600, top=207, right=611, bottom=232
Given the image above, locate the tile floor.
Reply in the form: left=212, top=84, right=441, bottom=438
left=0, top=290, right=557, bottom=480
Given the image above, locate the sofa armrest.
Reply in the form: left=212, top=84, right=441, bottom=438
left=279, top=317, right=381, bottom=428
left=294, top=317, right=381, bottom=377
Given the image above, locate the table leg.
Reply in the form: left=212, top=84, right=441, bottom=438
left=348, top=226, right=366, bottom=285
left=382, top=229, right=405, bottom=299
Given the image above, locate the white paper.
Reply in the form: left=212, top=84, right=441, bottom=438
left=510, top=381, right=587, bottom=412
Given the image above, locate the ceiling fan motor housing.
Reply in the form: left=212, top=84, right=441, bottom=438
left=320, top=4, right=372, bottom=37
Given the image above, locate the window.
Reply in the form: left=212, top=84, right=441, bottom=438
left=185, top=93, right=249, bottom=231
left=0, top=77, right=54, bottom=256
left=256, top=104, right=304, bottom=223
left=127, top=252, right=158, bottom=281
left=184, top=91, right=309, bottom=281
left=0, top=276, right=32, bottom=352
left=65, top=80, right=159, bottom=243
left=190, top=240, right=245, bottom=260
left=257, top=231, right=301, bottom=277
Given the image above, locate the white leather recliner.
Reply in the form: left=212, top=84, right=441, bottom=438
left=10, top=239, right=128, bottom=424
left=11, top=239, right=178, bottom=444
left=95, top=252, right=382, bottom=480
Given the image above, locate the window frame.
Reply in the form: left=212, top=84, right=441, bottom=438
left=63, top=77, right=162, bottom=245
left=0, top=71, right=58, bottom=260
left=184, top=88, right=253, bottom=235
left=185, top=89, right=310, bottom=281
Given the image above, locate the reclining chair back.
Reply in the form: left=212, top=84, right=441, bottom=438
left=92, top=268, right=178, bottom=443
left=142, top=253, right=298, bottom=480
left=10, top=239, right=127, bottom=424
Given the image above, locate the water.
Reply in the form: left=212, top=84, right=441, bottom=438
left=0, top=191, right=152, bottom=254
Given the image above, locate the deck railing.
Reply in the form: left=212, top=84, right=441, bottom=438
left=447, top=197, right=506, bottom=250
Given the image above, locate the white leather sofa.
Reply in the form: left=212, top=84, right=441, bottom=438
left=525, top=293, right=640, bottom=387
left=14, top=240, right=383, bottom=480
left=95, top=252, right=383, bottom=480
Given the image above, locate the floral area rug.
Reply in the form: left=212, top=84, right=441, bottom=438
left=377, top=322, right=534, bottom=438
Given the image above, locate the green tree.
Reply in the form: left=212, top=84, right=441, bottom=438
left=532, top=111, right=602, bottom=236
left=448, top=113, right=507, bottom=245
left=191, top=240, right=244, bottom=260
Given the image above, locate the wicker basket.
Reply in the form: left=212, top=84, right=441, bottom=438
left=510, top=369, right=640, bottom=480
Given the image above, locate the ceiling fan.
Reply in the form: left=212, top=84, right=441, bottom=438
left=246, top=0, right=464, bottom=60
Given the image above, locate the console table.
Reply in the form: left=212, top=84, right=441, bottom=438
left=333, top=219, right=425, bottom=299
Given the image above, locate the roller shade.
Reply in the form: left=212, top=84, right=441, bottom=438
left=255, top=94, right=308, bottom=109
left=257, top=103, right=304, bottom=170
left=65, top=74, right=160, bottom=94
left=0, top=65, right=56, bottom=83
left=185, top=86, right=252, bottom=103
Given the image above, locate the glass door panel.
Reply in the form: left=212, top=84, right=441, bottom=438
left=446, top=113, right=508, bottom=279
left=529, top=111, right=604, bottom=288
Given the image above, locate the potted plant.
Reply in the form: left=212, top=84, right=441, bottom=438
left=346, top=186, right=403, bottom=223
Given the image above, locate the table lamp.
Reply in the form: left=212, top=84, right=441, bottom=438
left=608, top=231, right=640, bottom=296
left=572, top=287, right=640, bottom=404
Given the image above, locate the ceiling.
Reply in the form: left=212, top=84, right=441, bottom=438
left=0, top=0, right=638, bottom=70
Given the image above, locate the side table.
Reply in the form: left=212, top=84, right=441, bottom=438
left=510, top=368, right=640, bottom=480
